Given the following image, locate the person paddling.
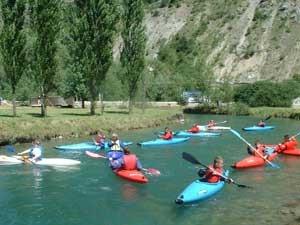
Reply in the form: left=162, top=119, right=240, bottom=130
left=207, top=120, right=216, bottom=128
left=197, top=156, right=233, bottom=183
left=159, top=127, right=173, bottom=140
left=187, top=123, right=200, bottom=133
left=107, top=133, right=129, bottom=169
left=94, top=130, right=106, bottom=149
left=257, top=120, right=266, bottom=127
left=18, top=139, right=43, bottom=163
left=275, top=135, right=298, bottom=153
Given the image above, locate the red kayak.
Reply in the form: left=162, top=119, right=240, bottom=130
left=263, top=145, right=300, bottom=156
left=232, top=152, right=277, bottom=169
left=114, top=169, right=148, bottom=184
left=281, top=149, right=300, bottom=156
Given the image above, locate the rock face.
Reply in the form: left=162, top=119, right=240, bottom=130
left=144, top=0, right=300, bottom=84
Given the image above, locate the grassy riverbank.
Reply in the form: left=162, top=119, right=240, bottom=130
left=183, top=104, right=300, bottom=120
left=0, top=106, right=182, bottom=145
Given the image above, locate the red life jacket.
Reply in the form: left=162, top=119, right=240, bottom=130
left=254, top=145, right=265, bottom=157
left=188, top=126, right=199, bottom=133
left=284, top=140, right=298, bottom=150
left=162, top=131, right=173, bottom=140
left=204, top=165, right=223, bottom=183
left=122, top=154, right=137, bottom=170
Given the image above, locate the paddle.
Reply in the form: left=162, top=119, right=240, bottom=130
left=85, top=151, right=160, bottom=176
left=205, top=120, right=227, bottom=127
left=182, top=152, right=251, bottom=188
left=262, top=115, right=272, bottom=122
left=291, top=131, right=300, bottom=139
left=5, top=145, right=34, bottom=164
left=230, top=129, right=280, bottom=169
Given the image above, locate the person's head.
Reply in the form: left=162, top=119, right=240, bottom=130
left=213, top=156, right=224, bottom=168
left=124, top=148, right=131, bottom=155
left=32, top=139, right=41, bottom=147
left=284, top=134, right=290, bottom=141
left=97, top=130, right=104, bottom=136
left=165, top=127, right=169, bottom=132
left=111, top=133, right=119, bottom=141
left=254, top=140, right=261, bottom=147
left=193, top=123, right=197, bottom=127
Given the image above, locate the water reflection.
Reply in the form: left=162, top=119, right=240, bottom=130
left=121, top=183, right=138, bottom=201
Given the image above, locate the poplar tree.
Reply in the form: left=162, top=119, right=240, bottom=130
left=71, top=0, right=119, bottom=115
left=0, top=0, right=27, bottom=116
left=29, top=0, right=61, bottom=117
left=120, top=0, right=146, bottom=114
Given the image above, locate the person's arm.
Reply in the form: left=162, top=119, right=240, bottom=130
left=18, top=149, right=31, bottom=155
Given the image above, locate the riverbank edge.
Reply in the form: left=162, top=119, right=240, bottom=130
left=183, top=105, right=300, bottom=120
left=0, top=110, right=184, bottom=146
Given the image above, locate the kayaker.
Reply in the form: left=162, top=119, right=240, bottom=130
left=107, top=133, right=128, bottom=169
left=187, top=124, right=200, bottom=133
left=257, top=120, right=266, bottom=127
left=159, top=127, right=173, bottom=140
left=247, top=141, right=265, bottom=156
left=198, top=156, right=233, bottom=183
left=275, top=135, right=298, bottom=153
left=207, top=120, right=216, bottom=128
left=94, top=130, right=106, bottom=149
left=121, top=149, right=143, bottom=171
left=18, top=139, right=43, bottom=163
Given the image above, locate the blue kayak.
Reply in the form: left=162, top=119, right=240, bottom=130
left=175, top=131, right=221, bottom=137
left=137, top=137, right=190, bottom=147
left=243, top=126, right=275, bottom=131
left=55, top=141, right=133, bottom=151
left=175, top=170, right=229, bottom=205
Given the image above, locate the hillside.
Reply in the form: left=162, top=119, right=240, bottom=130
left=144, top=0, right=300, bottom=84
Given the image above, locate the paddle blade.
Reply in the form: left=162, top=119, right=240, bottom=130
left=234, top=182, right=252, bottom=189
left=5, top=145, right=16, bottom=153
left=144, top=168, right=161, bottom=176
left=263, top=115, right=272, bottom=121
left=182, top=152, right=201, bottom=165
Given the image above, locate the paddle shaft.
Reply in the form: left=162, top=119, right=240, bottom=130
left=230, top=129, right=277, bottom=167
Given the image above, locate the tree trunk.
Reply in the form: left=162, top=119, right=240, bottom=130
left=142, top=75, right=146, bottom=114
left=81, top=99, right=85, bottom=108
left=90, top=99, right=96, bottom=115
left=41, top=94, right=47, bottom=117
left=100, top=93, right=104, bottom=115
left=128, top=96, right=133, bottom=114
left=12, top=90, right=16, bottom=117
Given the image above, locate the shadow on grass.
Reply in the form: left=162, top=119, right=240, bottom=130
left=104, top=110, right=129, bottom=115
left=61, top=112, right=97, bottom=117
left=26, top=113, right=44, bottom=118
left=0, top=114, right=16, bottom=118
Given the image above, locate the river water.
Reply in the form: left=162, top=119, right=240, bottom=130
left=0, top=114, right=300, bottom=225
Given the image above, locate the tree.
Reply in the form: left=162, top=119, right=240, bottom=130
left=29, top=0, right=62, bottom=117
left=0, top=0, right=27, bottom=116
left=120, top=0, right=146, bottom=114
left=70, top=0, right=119, bottom=115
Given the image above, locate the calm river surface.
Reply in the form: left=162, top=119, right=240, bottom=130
left=1, top=114, right=300, bottom=225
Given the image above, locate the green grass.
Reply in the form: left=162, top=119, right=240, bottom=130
left=249, top=107, right=300, bottom=119
left=0, top=106, right=182, bottom=144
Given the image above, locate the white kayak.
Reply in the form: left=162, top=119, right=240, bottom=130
left=0, top=155, right=23, bottom=165
left=2, top=156, right=81, bottom=166
left=198, top=126, right=231, bottom=131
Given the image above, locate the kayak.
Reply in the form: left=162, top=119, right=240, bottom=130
left=114, top=169, right=148, bottom=184
left=281, top=149, right=300, bottom=156
left=232, top=148, right=277, bottom=169
left=198, top=126, right=231, bottom=131
left=175, top=170, right=229, bottom=205
left=174, top=131, right=221, bottom=137
left=243, top=126, right=275, bottom=131
left=55, top=141, right=133, bottom=151
left=9, top=156, right=81, bottom=166
left=137, top=137, right=190, bottom=147
left=0, top=155, right=23, bottom=165
left=85, top=150, right=106, bottom=158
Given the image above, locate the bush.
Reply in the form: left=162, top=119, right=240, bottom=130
left=234, top=80, right=300, bottom=107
